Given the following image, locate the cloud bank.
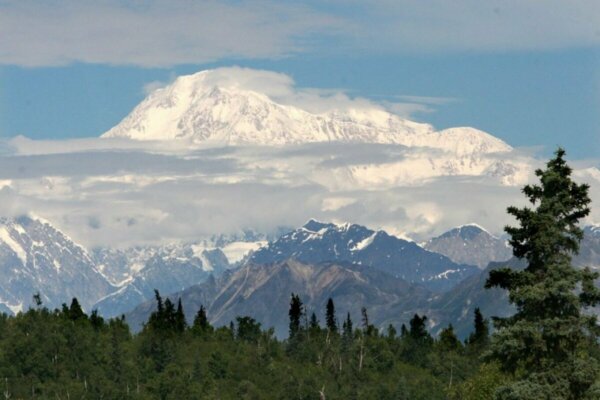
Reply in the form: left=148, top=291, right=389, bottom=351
left=0, top=133, right=597, bottom=249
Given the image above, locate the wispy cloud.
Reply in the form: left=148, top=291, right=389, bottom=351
left=335, top=0, right=600, bottom=53
left=0, top=0, right=341, bottom=67
left=135, top=66, right=447, bottom=120
left=1, top=1, right=599, bottom=67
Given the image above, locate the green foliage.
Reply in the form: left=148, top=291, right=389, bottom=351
left=235, top=316, right=262, bottom=343
left=485, top=148, right=600, bottom=399
left=0, top=289, right=595, bottom=399
left=438, top=324, right=461, bottom=352
left=448, top=362, right=511, bottom=400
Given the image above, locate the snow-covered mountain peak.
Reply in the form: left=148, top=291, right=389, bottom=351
left=425, top=223, right=512, bottom=269
left=102, top=68, right=512, bottom=155
left=433, top=127, right=512, bottom=155
left=0, top=216, right=113, bottom=312
left=250, top=220, right=478, bottom=292
left=454, top=223, right=494, bottom=239
left=302, top=219, right=336, bottom=233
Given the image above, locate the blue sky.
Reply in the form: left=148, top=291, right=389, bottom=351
left=1, top=1, right=599, bottom=158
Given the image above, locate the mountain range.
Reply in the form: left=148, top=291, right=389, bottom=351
left=0, top=216, right=496, bottom=316
left=0, top=216, right=270, bottom=315
left=248, top=219, right=479, bottom=292
left=124, top=221, right=600, bottom=339
left=0, top=214, right=597, bottom=340
left=92, top=245, right=230, bottom=318
left=125, top=259, right=432, bottom=337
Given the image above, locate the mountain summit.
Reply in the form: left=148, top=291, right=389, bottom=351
left=248, top=219, right=479, bottom=292
left=102, top=68, right=511, bottom=154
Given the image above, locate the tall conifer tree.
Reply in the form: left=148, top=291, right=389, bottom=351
left=288, top=293, right=304, bottom=339
left=485, top=148, right=600, bottom=399
left=325, top=298, right=337, bottom=334
left=467, top=308, right=489, bottom=347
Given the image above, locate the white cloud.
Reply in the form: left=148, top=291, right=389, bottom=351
left=338, top=0, right=600, bottom=53
left=0, top=0, right=341, bottom=67
left=135, top=66, right=447, bottom=119
left=142, top=80, right=168, bottom=96
left=1, top=1, right=599, bottom=67
left=321, top=197, right=356, bottom=212
left=0, top=135, right=597, bottom=249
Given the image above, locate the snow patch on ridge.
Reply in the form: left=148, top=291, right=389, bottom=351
left=0, top=227, right=27, bottom=266
left=198, top=251, right=214, bottom=272
left=351, top=232, right=377, bottom=251
left=457, top=223, right=494, bottom=237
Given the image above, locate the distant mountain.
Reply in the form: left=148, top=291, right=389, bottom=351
left=93, top=243, right=230, bottom=287
left=574, top=225, right=600, bottom=269
left=93, top=246, right=229, bottom=318
left=424, top=259, right=523, bottom=339
left=424, top=224, right=512, bottom=269
left=425, top=225, right=600, bottom=338
left=248, top=220, right=479, bottom=292
left=0, top=216, right=114, bottom=313
left=99, top=69, right=530, bottom=187
left=102, top=70, right=511, bottom=156
left=0, top=215, right=266, bottom=317
left=125, top=259, right=431, bottom=337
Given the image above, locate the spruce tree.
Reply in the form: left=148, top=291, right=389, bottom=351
left=325, top=298, right=337, bottom=334
left=485, top=148, right=600, bottom=399
left=438, top=324, right=461, bottom=351
left=235, top=316, right=261, bottom=343
left=400, top=323, right=408, bottom=338
left=68, top=298, right=85, bottom=321
left=147, top=289, right=165, bottom=331
left=342, top=312, right=354, bottom=352
left=466, top=307, right=489, bottom=347
left=408, top=314, right=430, bottom=342
left=305, top=312, right=321, bottom=346
left=175, top=298, right=186, bottom=333
left=288, top=293, right=304, bottom=339
left=342, top=312, right=353, bottom=339
left=402, top=314, right=433, bottom=366
left=361, top=307, right=376, bottom=336
left=90, top=309, right=104, bottom=330
left=193, top=305, right=211, bottom=333
left=309, top=312, right=320, bottom=331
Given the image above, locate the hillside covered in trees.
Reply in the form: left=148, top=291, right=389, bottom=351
left=0, top=294, right=507, bottom=399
